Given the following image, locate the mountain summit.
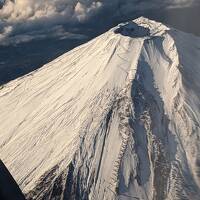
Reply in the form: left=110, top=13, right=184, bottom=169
left=1, top=17, right=200, bottom=200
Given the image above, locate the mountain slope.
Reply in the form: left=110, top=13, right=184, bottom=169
left=1, top=17, right=200, bottom=200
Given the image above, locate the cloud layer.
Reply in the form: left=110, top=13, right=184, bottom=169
left=0, top=0, right=102, bottom=45
left=0, top=0, right=198, bottom=45
left=0, top=0, right=103, bottom=22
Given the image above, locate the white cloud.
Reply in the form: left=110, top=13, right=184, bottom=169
left=0, top=25, right=12, bottom=41
left=0, top=0, right=102, bottom=22
left=75, top=1, right=102, bottom=21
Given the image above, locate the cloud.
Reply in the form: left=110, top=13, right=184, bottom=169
left=0, top=25, right=88, bottom=46
left=0, top=25, right=12, bottom=41
left=0, top=0, right=105, bottom=45
left=75, top=2, right=102, bottom=21
left=106, top=0, right=198, bottom=17
left=0, top=0, right=199, bottom=46
left=0, top=0, right=102, bottom=22
left=0, top=0, right=102, bottom=45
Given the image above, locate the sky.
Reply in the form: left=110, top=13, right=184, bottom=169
left=0, top=0, right=199, bottom=46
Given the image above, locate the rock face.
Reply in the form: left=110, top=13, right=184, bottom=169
left=1, top=17, right=200, bottom=200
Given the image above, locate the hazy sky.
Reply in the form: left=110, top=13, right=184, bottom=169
left=0, top=0, right=199, bottom=45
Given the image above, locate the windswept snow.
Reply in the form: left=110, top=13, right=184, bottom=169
left=1, top=17, right=200, bottom=200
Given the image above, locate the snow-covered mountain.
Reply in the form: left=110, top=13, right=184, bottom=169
left=1, top=17, right=200, bottom=200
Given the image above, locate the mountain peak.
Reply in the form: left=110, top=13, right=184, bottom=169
left=112, top=17, right=169, bottom=38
